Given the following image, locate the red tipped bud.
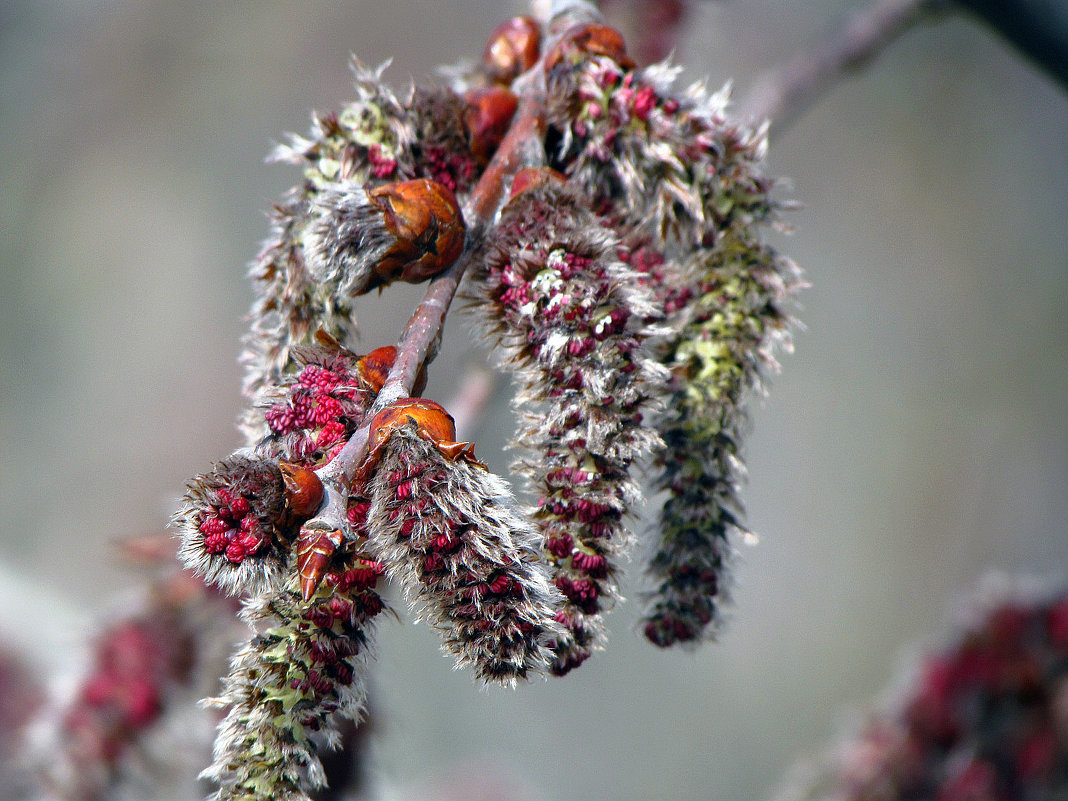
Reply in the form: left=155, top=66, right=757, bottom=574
left=295, top=527, right=343, bottom=601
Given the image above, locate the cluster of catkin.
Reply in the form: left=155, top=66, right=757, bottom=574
left=171, top=6, right=799, bottom=801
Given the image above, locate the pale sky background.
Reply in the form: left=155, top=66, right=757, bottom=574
left=1, top=2, right=1065, bottom=800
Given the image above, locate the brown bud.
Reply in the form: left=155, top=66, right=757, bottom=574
left=296, top=527, right=343, bottom=601
left=508, top=166, right=567, bottom=201
left=463, top=87, right=518, bottom=163
left=357, top=397, right=482, bottom=480
left=356, top=346, right=397, bottom=392
left=279, top=462, right=324, bottom=521
left=367, top=178, right=466, bottom=286
left=483, top=16, right=541, bottom=84
left=545, top=23, right=634, bottom=74
left=355, top=345, right=427, bottom=397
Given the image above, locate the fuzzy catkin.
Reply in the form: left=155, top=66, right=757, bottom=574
left=242, top=67, right=496, bottom=416
left=547, top=50, right=777, bottom=255
left=469, top=183, right=666, bottom=675
left=366, top=427, right=564, bottom=684
left=301, top=181, right=398, bottom=299
left=252, top=344, right=377, bottom=462
left=203, top=567, right=383, bottom=801
left=776, top=583, right=1068, bottom=801
left=545, top=39, right=802, bottom=647
left=643, top=240, right=798, bottom=646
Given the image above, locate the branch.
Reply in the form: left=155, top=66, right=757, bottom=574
left=738, top=0, right=938, bottom=132
left=954, top=0, right=1068, bottom=89
left=309, top=58, right=561, bottom=534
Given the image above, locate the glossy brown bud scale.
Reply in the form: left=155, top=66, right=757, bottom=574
left=356, top=346, right=398, bottom=393
left=355, top=345, right=427, bottom=397
left=279, top=462, right=324, bottom=520
left=545, top=23, right=634, bottom=74
left=367, top=178, right=466, bottom=287
left=296, top=527, right=343, bottom=601
left=463, top=87, right=518, bottom=163
left=508, top=166, right=567, bottom=200
left=357, top=397, right=482, bottom=481
left=483, top=16, right=541, bottom=83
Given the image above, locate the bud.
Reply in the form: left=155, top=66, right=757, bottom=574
left=355, top=345, right=398, bottom=393
left=303, top=178, right=465, bottom=299
left=278, top=462, right=324, bottom=520
left=367, top=179, right=466, bottom=284
left=358, top=397, right=481, bottom=481
left=544, top=23, right=634, bottom=76
left=508, top=165, right=567, bottom=200
left=354, top=343, right=428, bottom=402
left=295, top=527, right=343, bottom=602
left=463, top=87, right=518, bottom=163
left=483, top=16, right=541, bottom=84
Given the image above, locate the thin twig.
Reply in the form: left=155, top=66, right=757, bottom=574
left=309, top=66, right=552, bottom=535
left=738, top=0, right=938, bottom=132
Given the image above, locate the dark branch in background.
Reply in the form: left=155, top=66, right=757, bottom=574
left=954, top=0, right=1068, bottom=89
left=738, top=0, right=1068, bottom=137
left=738, top=0, right=939, bottom=132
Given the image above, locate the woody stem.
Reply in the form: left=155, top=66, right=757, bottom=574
left=308, top=49, right=565, bottom=533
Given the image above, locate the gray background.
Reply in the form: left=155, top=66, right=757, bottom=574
left=1, top=2, right=1065, bottom=799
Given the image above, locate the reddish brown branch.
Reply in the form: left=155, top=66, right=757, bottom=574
left=371, top=90, right=548, bottom=414
left=310, top=68, right=551, bottom=533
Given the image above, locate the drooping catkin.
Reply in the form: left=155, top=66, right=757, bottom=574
left=203, top=565, right=384, bottom=801
left=242, top=65, right=413, bottom=409
left=469, top=182, right=666, bottom=674
left=365, top=423, right=564, bottom=684
left=543, top=26, right=801, bottom=647
left=642, top=240, right=797, bottom=646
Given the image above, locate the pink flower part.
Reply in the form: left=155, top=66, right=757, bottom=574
left=315, top=419, right=346, bottom=449
left=546, top=532, right=574, bottom=559
left=298, top=364, right=341, bottom=392
left=368, top=144, right=397, bottom=178
left=571, top=551, right=607, bottom=577
left=347, top=498, right=371, bottom=531
left=632, top=85, right=657, bottom=121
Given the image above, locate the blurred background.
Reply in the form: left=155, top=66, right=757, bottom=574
left=1, top=1, right=1065, bottom=799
